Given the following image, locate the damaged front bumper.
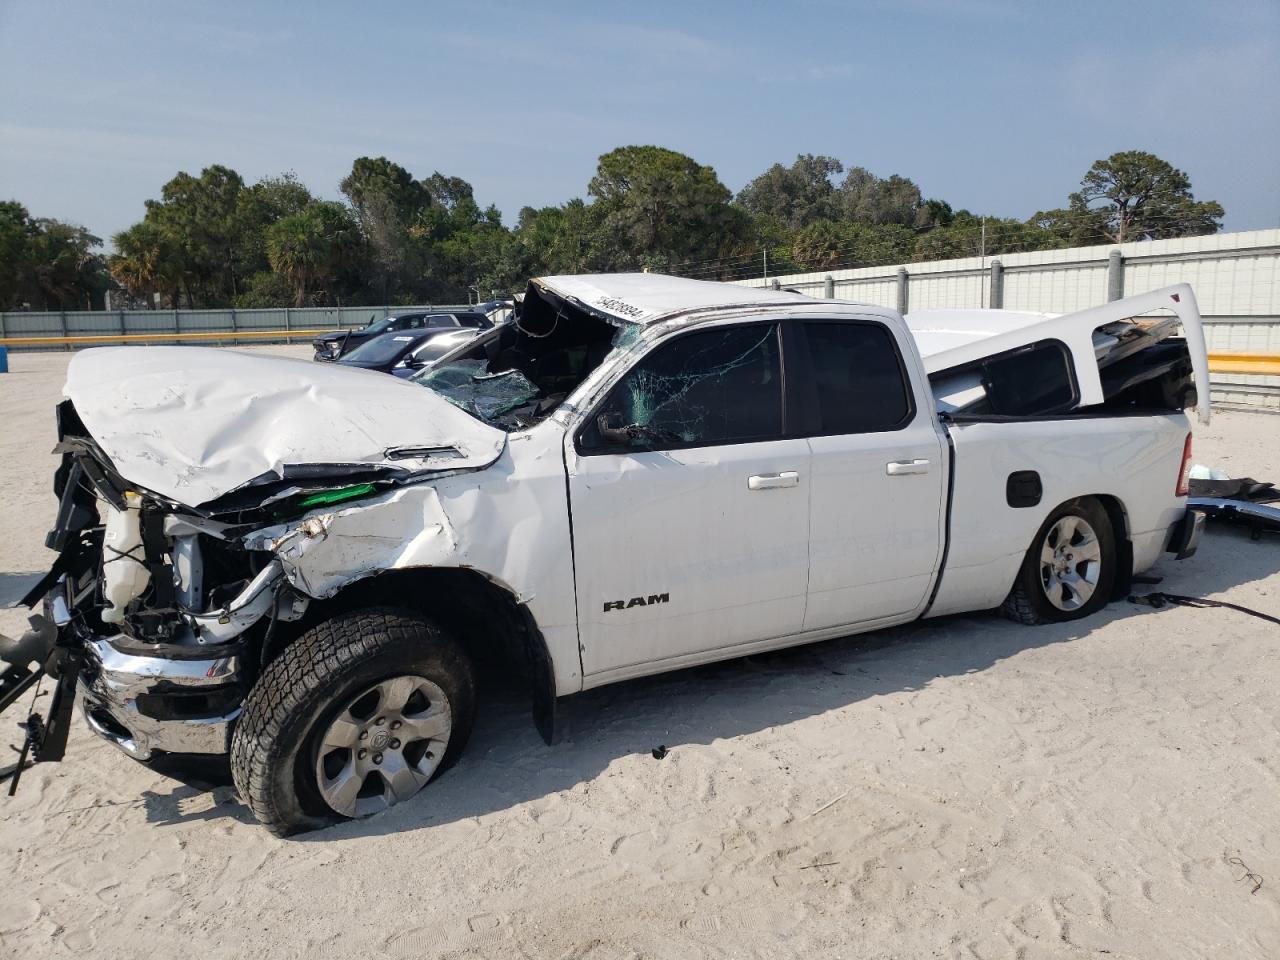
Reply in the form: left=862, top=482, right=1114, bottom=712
left=78, top=635, right=245, bottom=761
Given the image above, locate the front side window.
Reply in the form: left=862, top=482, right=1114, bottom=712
left=580, top=324, right=783, bottom=452
left=802, top=321, right=913, bottom=434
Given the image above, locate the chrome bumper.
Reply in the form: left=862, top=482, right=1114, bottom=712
left=79, top=637, right=244, bottom=761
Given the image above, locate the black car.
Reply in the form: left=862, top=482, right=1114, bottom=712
left=312, top=310, right=492, bottom=361
left=335, top=328, right=482, bottom=378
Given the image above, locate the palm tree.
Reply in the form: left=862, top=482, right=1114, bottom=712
left=110, top=222, right=182, bottom=307
left=266, top=202, right=360, bottom=306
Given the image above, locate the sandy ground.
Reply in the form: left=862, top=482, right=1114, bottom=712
left=0, top=347, right=1278, bottom=959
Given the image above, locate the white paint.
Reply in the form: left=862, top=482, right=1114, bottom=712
left=536, top=272, right=815, bottom=325
left=64, top=346, right=506, bottom=506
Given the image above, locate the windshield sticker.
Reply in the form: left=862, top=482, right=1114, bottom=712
left=393, top=336, right=413, bottom=341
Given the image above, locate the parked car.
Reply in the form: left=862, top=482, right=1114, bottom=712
left=3, top=273, right=1209, bottom=835
left=336, top=328, right=483, bottom=378
left=312, top=310, right=492, bottom=361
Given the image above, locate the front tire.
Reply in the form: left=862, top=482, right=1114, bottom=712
left=1001, top=498, right=1116, bottom=625
left=230, top=607, right=475, bottom=837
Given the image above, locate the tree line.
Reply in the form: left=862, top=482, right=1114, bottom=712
left=0, top=148, right=1224, bottom=311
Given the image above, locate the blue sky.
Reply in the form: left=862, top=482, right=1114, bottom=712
left=1, top=0, right=1276, bottom=246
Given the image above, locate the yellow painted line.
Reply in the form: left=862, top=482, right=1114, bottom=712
left=1208, top=352, right=1280, bottom=375
left=0, top=329, right=336, bottom=347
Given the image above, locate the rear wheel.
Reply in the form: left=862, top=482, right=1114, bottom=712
left=231, top=607, right=475, bottom=836
left=1001, top=498, right=1116, bottom=625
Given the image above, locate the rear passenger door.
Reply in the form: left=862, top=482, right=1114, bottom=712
left=797, top=318, right=947, bottom=631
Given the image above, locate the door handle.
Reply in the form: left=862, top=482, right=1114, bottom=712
left=886, top=459, right=931, bottom=476
left=748, top=471, right=800, bottom=490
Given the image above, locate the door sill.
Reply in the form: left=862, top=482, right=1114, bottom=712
left=579, top=612, right=918, bottom=690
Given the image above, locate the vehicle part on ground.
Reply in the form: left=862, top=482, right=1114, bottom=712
left=1002, top=498, right=1117, bottom=624
left=1128, top=592, right=1280, bottom=626
left=230, top=608, right=474, bottom=837
left=1188, top=476, right=1280, bottom=538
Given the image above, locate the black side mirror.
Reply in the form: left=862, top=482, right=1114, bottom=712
left=596, top=412, right=632, bottom=444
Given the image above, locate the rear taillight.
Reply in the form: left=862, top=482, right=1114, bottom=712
left=1175, top=433, right=1193, bottom=496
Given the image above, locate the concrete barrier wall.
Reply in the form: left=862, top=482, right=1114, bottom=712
left=0, top=305, right=470, bottom=349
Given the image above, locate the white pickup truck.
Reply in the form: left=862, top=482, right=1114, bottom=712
left=2, top=273, right=1207, bottom=835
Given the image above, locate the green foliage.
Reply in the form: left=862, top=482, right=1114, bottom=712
left=588, top=145, right=746, bottom=271
left=0, top=201, right=108, bottom=310
left=265, top=201, right=361, bottom=307
left=1067, top=150, right=1223, bottom=243
left=791, top=220, right=916, bottom=271
left=735, top=154, right=843, bottom=231
left=9, top=146, right=1227, bottom=313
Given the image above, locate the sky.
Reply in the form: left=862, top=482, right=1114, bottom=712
left=1, top=0, right=1277, bottom=248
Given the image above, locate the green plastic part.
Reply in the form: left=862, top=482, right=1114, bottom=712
left=297, top=483, right=376, bottom=509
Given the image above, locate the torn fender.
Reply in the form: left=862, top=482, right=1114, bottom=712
left=253, top=486, right=460, bottom=599
left=64, top=347, right=507, bottom=507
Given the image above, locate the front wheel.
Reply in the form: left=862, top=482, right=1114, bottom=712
left=1001, top=498, right=1116, bottom=625
left=230, top=608, right=475, bottom=836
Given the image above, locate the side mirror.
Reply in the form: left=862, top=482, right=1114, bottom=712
left=596, top=412, right=632, bottom=444
left=403, top=355, right=428, bottom=369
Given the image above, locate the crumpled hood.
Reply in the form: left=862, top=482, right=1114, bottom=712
left=64, top=347, right=506, bottom=507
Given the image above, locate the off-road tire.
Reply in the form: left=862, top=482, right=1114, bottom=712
left=1000, top=497, right=1116, bottom=625
left=230, top=607, right=475, bottom=837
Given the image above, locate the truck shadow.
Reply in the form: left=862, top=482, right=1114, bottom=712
left=154, top=525, right=1280, bottom=838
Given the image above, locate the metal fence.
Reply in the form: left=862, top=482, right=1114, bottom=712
left=0, top=304, right=482, bottom=349
left=738, top=228, right=1280, bottom=409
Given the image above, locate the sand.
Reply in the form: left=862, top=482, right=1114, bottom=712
left=1, top=348, right=1277, bottom=959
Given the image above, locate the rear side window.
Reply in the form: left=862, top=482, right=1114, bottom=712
left=580, top=324, right=783, bottom=452
left=802, top=321, right=913, bottom=434
left=456, top=314, right=488, bottom=328
left=427, top=315, right=457, bottom=328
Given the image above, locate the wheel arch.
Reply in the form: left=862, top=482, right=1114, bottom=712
left=1088, top=493, right=1134, bottom=599
left=269, top=566, right=558, bottom=745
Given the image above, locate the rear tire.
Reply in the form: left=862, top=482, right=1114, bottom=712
left=230, top=607, right=475, bottom=837
left=1001, top=498, right=1116, bottom=625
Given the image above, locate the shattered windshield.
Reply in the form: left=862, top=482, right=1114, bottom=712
left=417, top=360, right=542, bottom=421
left=412, top=285, right=623, bottom=430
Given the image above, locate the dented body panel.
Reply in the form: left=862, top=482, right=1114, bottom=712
left=66, top=346, right=507, bottom=507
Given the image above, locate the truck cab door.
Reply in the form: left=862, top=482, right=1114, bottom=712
left=565, top=322, right=811, bottom=680
left=795, top=318, right=947, bottom=631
